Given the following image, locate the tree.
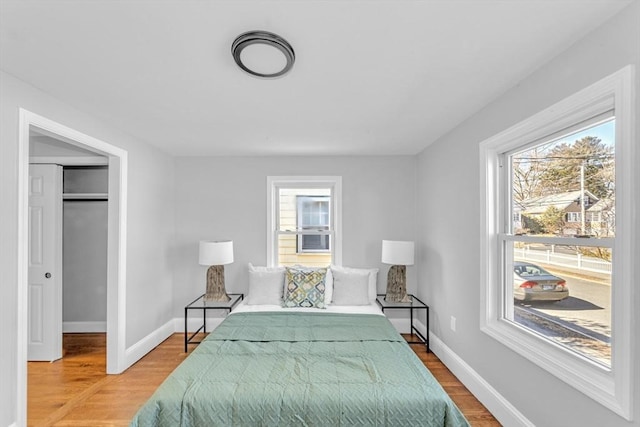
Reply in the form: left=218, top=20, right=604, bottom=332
left=512, top=146, right=547, bottom=203
left=539, top=206, right=565, bottom=235
left=537, top=136, right=614, bottom=198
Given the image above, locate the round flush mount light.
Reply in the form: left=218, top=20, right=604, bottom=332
left=231, top=31, right=295, bottom=78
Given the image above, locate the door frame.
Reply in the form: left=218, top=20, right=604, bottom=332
left=16, top=109, right=128, bottom=426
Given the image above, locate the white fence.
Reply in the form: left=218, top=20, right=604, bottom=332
left=515, top=247, right=612, bottom=274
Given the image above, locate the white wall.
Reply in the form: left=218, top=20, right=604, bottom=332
left=172, top=156, right=417, bottom=316
left=417, top=3, right=639, bottom=426
left=0, top=71, right=176, bottom=426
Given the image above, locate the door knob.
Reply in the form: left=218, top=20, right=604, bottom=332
left=45, top=272, right=51, bottom=278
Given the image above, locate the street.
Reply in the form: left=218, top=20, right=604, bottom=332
left=513, top=264, right=611, bottom=365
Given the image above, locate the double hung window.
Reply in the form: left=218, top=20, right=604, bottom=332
left=479, top=67, right=634, bottom=418
left=267, top=176, right=342, bottom=267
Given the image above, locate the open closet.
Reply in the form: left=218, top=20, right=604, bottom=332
left=62, top=166, right=108, bottom=334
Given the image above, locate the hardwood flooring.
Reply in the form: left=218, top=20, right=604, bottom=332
left=28, top=333, right=501, bottom=426
left=406, top=335, right=502, bottom=427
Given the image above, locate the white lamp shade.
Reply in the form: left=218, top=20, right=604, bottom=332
left=199, top=240, right=234, bottom=266
left=381, top=240, right=414, bottom=265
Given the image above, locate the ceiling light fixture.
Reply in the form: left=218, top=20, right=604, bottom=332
left=231, top=30, right=295, bottom=78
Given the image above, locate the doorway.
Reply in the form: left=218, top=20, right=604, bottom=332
left=28, top=139, right=110, bottom=361
left=17, top=109, right=128, bottom=427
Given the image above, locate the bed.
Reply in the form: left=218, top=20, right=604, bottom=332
left=131, top=265, right=469, bottom=427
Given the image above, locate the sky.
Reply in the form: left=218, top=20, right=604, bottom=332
left=554, top=118, right=615, bottom=148
left=512, top=117, right=615, bottom=201
left=515, top=118, right=615, bottom=162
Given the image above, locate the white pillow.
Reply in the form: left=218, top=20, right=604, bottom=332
left=331, top=269, right=370, bottom=305
left=330, top=265, right=379, bottom=302
left=325, top=267, right=333, bottom=304
left=249, top=263, right=284, bottom=273
left=246, top=263, right=285, bottom=305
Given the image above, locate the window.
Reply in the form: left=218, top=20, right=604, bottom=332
left=566, top=212, right=581, bottom=223
left=507, top=118, right=614, bottom=365
left=479, top=67, right=634, bottom=419
left=586, top=211, right=602, bottom=222
left=267, top=176, right=342, bottom=267
left=297, top=196, right=330, bottom=252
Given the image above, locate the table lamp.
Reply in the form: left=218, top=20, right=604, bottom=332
left=199, top=240, right=234, bottom=302
left=382, top=240, right=414, bottom=303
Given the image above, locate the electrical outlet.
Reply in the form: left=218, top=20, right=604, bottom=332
left=450, top=316, right=457, bottom=332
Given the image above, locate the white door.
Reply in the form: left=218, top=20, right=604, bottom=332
left=28, top=164, right=63, bottom=361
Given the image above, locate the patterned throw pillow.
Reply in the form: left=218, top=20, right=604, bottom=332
left=283, top=266, right=327, bottom=308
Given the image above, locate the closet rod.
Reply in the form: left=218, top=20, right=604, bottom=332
left=63, top=192, right=108, bottom=201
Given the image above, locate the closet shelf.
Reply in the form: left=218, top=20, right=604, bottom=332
left=63, top=193, right=108, bottom=201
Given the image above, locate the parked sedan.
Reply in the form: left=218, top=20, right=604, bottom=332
left=513, top=261, right=569, bottom=302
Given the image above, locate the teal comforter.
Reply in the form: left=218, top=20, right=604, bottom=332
left=131, top=312, right=469, bottom=427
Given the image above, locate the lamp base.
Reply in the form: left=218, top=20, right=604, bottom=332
left=385, top=265, right=412, bottom=303
left=204, top=265, right=230, bottom=302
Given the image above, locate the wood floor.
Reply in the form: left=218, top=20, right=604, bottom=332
left=28, top=333, right=501, bottom=426
left=407, top=336, right=502, bottom=427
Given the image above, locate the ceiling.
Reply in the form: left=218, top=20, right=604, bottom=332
left=0, top=1, right=632, bottom=156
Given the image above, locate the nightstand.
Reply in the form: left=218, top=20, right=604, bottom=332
left=376, top=294, right=429, bottom=352
left=184, top=293, right=243, bottom=352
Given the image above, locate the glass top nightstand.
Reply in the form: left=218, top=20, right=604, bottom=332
left=376, top=294, right=429, bottom=352
left=184, top=293, right=243, bottom=352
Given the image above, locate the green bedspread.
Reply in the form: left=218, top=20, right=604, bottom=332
left=131, top=312, right=469, bottom=427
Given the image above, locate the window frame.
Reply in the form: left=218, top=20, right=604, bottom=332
left=479, top=66, right=635, bottom=419
left=267, top=176, right=342, bottom=267
left=587, top=211, right=602, bottom=223
left=566, top=212, right=581, bottom=223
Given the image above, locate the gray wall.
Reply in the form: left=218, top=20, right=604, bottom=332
left=172, top=156, right=417, bottom=316
left=416, top=2, right=639, bottom=426
left=62, top=167, right=108, bottom=328
left=63, top=201, right=108, bottom=326
left=0, top=71, right=176, bottom=426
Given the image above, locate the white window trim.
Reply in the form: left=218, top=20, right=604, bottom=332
left=266, top=176, right=342, bottom=267
left=479, top=66, right=635, bottom=419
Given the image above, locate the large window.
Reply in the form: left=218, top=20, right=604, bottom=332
left=267, top=177, right=342, bottom=267
left=479, top=67, right=634, bottom=419
left=506, top=118, right=614, bottom=366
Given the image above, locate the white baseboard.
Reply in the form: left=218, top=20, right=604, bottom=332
left=123, top=317, right=228, bottom=370
left=63, top=321, right=107, bottom=333
left=428, top=332, right=534, bottom=427
left=124, top=319, right=175, bottom=369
